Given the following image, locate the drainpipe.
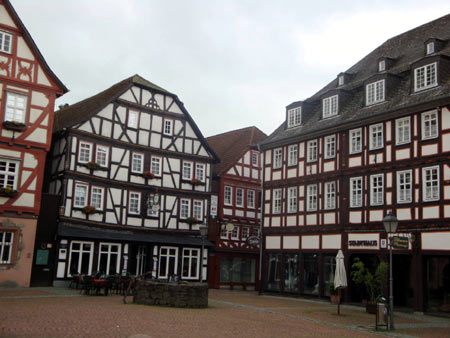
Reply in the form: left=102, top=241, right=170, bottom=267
left=258, top=144, right=264, bottom=295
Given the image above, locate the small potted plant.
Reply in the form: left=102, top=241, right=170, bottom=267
left=0, top=186, right=18, bottom=197
left=86, top=161, right=102, bottom=170
left=142, top=171, right=155, bottom=179
left=2, top=120, right=26, bottom=132
left=329, top=281, right=340, bottom=304
left=190, top=178, right=202, bottom=185
left=185, top=217, right=200, bottom=225
left=351, top=257, right=388, bottom=314
left=82, top=205, right=96, bottom=214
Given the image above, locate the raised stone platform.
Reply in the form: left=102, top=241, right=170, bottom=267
left=133, top=279, right=208, bottom=308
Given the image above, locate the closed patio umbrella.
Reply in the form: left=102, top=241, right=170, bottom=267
left=334, top=250, right=347, bottom=315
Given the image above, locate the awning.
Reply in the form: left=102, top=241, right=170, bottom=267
left=57, top=222, right=213, bottom=247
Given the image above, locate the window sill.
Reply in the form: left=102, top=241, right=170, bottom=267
left=0, top=189, right=18, bottom=198
left=81, top=163, right=109, bottom=171
left=2, top=121, right=26, bottom=132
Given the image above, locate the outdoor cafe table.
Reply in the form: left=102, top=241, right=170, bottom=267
left=92, top=279, right=109, bottom=296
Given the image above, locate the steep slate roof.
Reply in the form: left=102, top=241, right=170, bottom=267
left=261, top=13, right=450, bottom=148
left=3, top=0, right=67, bottom=95
left=206, top=126, right=267, bottom=177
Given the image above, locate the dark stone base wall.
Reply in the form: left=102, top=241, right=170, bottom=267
left=133, top=280, right=208, bottom=308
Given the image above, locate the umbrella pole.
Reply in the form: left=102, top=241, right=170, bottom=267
left=337, top=289, right=341, bottom=315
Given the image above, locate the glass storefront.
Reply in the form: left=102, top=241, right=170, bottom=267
left=323, top=255, right=336, bottom=296
left=284, top=254, right=298, bottom=292
left=303, top=253, right=319, bottom=295
left=426, top=256, right=450, bottom=313
left=220, top=257, right=255, bottom=284
left=267, top=253, right=281, bottom=291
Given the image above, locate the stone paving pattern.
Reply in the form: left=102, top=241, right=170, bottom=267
left=1, top=287, right=450, bottom=338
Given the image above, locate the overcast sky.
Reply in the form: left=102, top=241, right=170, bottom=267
left=12, top=0, right=450, bottom=137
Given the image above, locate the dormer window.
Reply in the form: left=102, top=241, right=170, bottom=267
left=322, top=95, right=338, bottom=118
left=378, top=60, right=386, bottom=72
left=427, top=42, right=435, bottom=55
left=366, top=80, right=385, bottom=105
left=414, top=62, right=437, bottom=92
left=287, top=107, right=301, bottom=128
left=338, top=75, right=345, bottom=86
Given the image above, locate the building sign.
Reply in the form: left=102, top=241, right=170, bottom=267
left=210, top=195, right=218, bottom=217
left=391, top=236, right=409, bottom=249
left=348, top=233, right=380, bottom=250
left=246, top=235, right=260, bottom=247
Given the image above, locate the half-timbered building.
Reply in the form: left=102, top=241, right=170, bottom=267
left=0, top=0, right=67, bottom=287
left=206, top=127, right=266, bottom=290
left=260, top=14, right=450, bottom=312
left=45, top=75, right=218, bottom=285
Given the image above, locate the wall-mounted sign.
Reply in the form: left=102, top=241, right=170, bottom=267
left=247, top=235, right=260, bottom=247
left=391, top=236, right=409, bottom=249
left=348, top=233, right=380, bottom=250
left=210, top=195, right=218, bottom=217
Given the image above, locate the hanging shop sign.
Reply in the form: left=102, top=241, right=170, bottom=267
left=246, top=235, right=260, bottom=247
left=391, top=236, right=409, bottom=249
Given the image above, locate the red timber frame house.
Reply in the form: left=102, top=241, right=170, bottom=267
left=206, top=127, right=266, bottom=290
left=0, top=0, right=67, bottom=287
left=260, top=14, right=450, bottom=313
left=44, top=75, right=218, bottom=286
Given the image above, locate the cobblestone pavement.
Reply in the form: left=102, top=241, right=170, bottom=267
left=1, top=287, right=450, bottom=338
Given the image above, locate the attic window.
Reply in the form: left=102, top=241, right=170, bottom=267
left=338, top=75, right=345, bottom=86
left=378, top=60, right=386, bottom=72
left=426, top=42, right=435, bottom=55
left=0, top=31, right=12, bottom=54
left=322, top=95, right=338, bottom=118
left=287, top=107, right=301, bottom=128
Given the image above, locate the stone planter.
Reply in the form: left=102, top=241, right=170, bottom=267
left=133, top=279, right=208, bottom=308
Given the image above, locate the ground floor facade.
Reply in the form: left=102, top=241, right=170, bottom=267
left=262, top=230, right=450, bottom=313
left=0, top=216, right=37, bottom=287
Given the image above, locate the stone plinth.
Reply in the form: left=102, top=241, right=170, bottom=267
left=133, top=279, right=208, bottom=308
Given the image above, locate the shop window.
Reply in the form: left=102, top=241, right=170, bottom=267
left=68, top=241, right=93, bottom=276
left=284, top=254, right=298, bottom=292
left=303, top=253, right=319, bottom=295
left=159, top=246, right=178, bottom=279
left=267, top=253, right=281, bottom=291
left=182, top=248, right=199, bottom=279
left=97, top=243, right=121, bottom=275
left=324, top=255, right=336, bottom=296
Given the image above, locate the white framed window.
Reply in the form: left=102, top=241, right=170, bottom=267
left=397, top=170, right=412, bottom=203
left=322, top=95, right=338, bottom=118
left=67, top=241, right=94, bottom=276
left=95, top=145, right=109, bottom=167
left=369, top=123, right=383, bottom=150
left=252, top=152, right=258, bottom=166
left=422, top=110, right=438, bottom=140
left=307, top=139, right=318, bottom=162
left=236, top=188, right=243, bottom=207
left=324, top=181, right=336, bottom=210
left=378, top=60, right=386, bottom=72
left=4, top=92, right=27, bottom=123
left=287, top=107, right=302, bottom=128
left=350, top=177, right=363, bottom=208
left=307, top=184, right=317, bottom=211
left=182, top=248, right=199, bottom=279
left=427, top=42, right=435, bottom=55
left=273, top=148, right=282, bottom=169
left=128, top=109, right=138, bottom=128
left=370, top=174, right=384, bottom=206
left=396, top=117, right=411, bottom=145
left=247, top=190, right=255, bottom=209
left=423, top=166, right=439, bottom=201
left=252, top=227, right=260, bottom=237
left=78, top=141, right=92, bottom=164
left=324, top=135, right=336, bottom=159
left=195, top=163, right=205, bottom=182
left=349, top=128, right=362, bottom=154
left=338, top=75, right=344, bottom=86
left=366, top=80, right=385, bottom=105
left=288, top=144, right=298, bottom=166
left=97, top=243, right=121, bottom=275
left=128, top=191, right=141, bottom=214
left=0, top=31, right=13, bottom=54
left=0, top=231, right=14, bottom=264
left=90, top=186, right=104, bottom=210
left=163, top=119, right=173, bottom=135
left=242, top=227, right=250, bottom=240
left=131, top=152, right=144, bottom=174
left=159, top=246, right=178, bottom=279
left=180, top=198, right=191, bottom=219
left=224, top=186, right=232, bottom=205
left=220, top=226, right=229, bottom=239
left=182, top=161, right=193, bottom=180
left=272, top=188, right=282, bottom=214
left=287, top=186, right=297, bottom=213
left=0, top=159, right=19, bottom=189
left=231, top=225, right=239, bottom=240
left=193, top=200, right=203, bottom=221
left=150, top=156, right=162, bottom=176
left=414, top=63, right=437, bottom=92
left=74, top=183, right=88, bottom=208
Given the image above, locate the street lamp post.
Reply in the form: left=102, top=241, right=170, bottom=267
left=383, top=211, right=398, bottom=330
left=199, top=224, right=208, bottom=284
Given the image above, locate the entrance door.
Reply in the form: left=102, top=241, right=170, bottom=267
left=30, top=244, right=55, bottom=286
left=393, top=255, right=412, bottom=307
left=425, top=256, right=450, bottom=313
left=136, top=245, right=147, bottom=276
